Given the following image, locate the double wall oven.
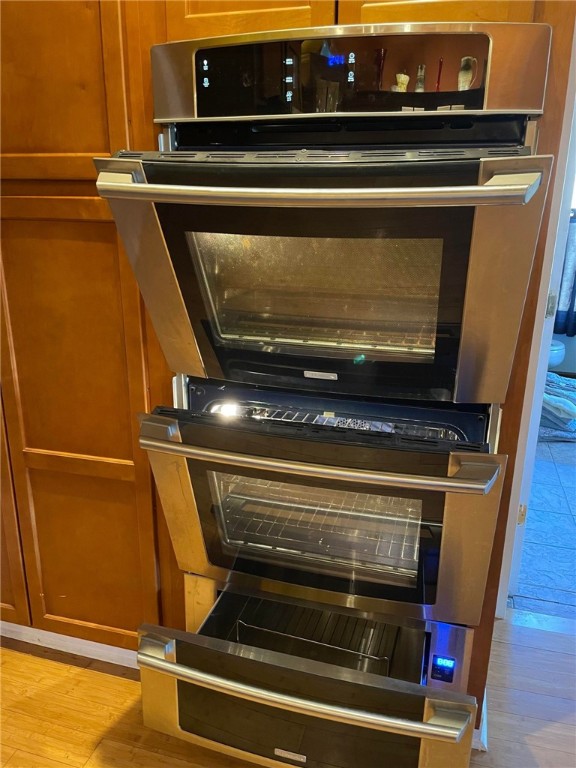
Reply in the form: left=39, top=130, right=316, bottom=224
left=97, top=22, right=552, bottom=768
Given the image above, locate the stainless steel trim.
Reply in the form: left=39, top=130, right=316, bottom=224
left=139, top=430, right=500, bottom=495
left=154, top=109, right=544, bottom=125
left=172, top=374, right=189, bottom=410
left=96, top=172, right=542, bottom=208
left=137, top=650, right=471, bottom=743
left=487, top=404, right=502, bottom=454
left=454, top=155, right=553, bottom=402
left=97, top=182, right=209, bottom=378
left=151, top=23, right=550, bottom=119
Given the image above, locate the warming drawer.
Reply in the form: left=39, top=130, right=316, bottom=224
left=138, top=591, right=476, bottom=768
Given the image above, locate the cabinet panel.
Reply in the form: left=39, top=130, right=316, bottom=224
left=338, top=0, right=535, bottom=24
left=28, top=469, right=147, bottom=633
left=0, top=0, right=128, bottom=180
left=0, top=399, right=31, bottom=626
left=166, top=0, right=334, bottom=41
left=2, top=217, right=134, bottom=460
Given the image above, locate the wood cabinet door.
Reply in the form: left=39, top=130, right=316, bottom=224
left=0, top=0, right=129, bottom=182
left=338, top=0, right=535, bottom=24
left=0, top=393, right=31, bottom=626
left=165, top=0, right=335, bottom=41
left=1, top=202, right=160, bottom=649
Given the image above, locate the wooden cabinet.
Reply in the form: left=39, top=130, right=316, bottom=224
left=337, top=0, right=535, bottom=24
left=165, top=0, right=334, bottom=41
left=0, top=1, right=160, bottom=649
left=1, top=203, right=160, bottom=648
left=0, top=0, right=129, bottom=181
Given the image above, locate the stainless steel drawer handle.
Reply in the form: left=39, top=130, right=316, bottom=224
left=97, top=170, right=542, bottom=207
left=139, top=431, right=500, bottom=495
left=138, top=651, right=471, bottom=743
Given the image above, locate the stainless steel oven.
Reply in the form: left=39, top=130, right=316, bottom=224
left=95, top=22, right=553, bottom=768
left=96, top=22, right=552, bottom=404
left=140, top=380, right=505, bottom=627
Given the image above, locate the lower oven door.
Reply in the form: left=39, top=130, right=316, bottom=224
left=138, top=592, right=477, bottom=768
left=140, top=410, right=506, bottom=627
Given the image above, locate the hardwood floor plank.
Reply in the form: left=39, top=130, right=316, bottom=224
left=491, top=620, right=576, bottom=656
left=4, top=751, right=75, bottom=768
left=486, top=684, right=576, bottom=725
left=485, top=711, right=576, bottom=754
left=489, top=639, right=576, bottom=673
left=487, top=661, right=576, bottom=700
left=0, top=746, right=16, bottom=768
left=85, top=738, right=253, bottom=767
left=0, top=709, right=98, bottom=767
left=470, top=736, right=575, bottom=768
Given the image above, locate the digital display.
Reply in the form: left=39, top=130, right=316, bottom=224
left=431, top=654, right=457, bottom=683
left=328, top=54, right=346, bottom=67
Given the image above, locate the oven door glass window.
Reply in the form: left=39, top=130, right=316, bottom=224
left=154, top=161, right=477, bottom=398
left=185, top=455, right=443, bottom=606
left=187, top=232, right=443, bottom=363
left=209, top=472, right=422, bottom=586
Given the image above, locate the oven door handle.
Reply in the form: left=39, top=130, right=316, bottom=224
left=137, top=648, right=471, bottom=743
left=139, top=429, right=500, bottom=495
left=96, top=170, right=542, bottom=207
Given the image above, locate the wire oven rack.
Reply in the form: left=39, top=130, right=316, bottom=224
left=212, top=476, right=421, bottom=578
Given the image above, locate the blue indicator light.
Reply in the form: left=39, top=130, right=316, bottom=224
left=353, top=354, right=366, bottom=365
left=436, top=656, right=455, bottom=669
left=328, top=54, right=346, bottom=67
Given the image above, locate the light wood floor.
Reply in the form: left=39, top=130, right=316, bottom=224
left=1, top=613, right=575, bottom=768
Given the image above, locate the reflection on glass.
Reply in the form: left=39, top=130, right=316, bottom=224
left=195, top=33, right=489, bottom=117
left=209, top=472, right=422, bottom=582
left=187, top=232, right=443, bottom=361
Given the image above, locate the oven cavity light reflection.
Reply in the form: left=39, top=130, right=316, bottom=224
left=211, top=402, right=240, bottom=418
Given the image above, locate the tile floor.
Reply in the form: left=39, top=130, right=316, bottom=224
left=510, top=439, right=576, bottom=619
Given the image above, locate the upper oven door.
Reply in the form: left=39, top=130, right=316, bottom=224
left=140, top=409, right=506, bottom=627
left=97, top=153, right=551, bottom=402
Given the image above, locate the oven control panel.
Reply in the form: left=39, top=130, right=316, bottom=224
left=194, top=32, right=489, bottom=117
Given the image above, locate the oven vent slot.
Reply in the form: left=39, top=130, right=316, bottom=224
left=253, top=153, right=299, bottom=159
left=206, top=152, right=250, bottom=160
left=305, top=152, right=353, bottom=159
left=160, top=151, right=200, bottom=158
left=487, top=148, right=524, bottom=156
left=417, top=149, right=468, bottom=157
left=359, top=151, right=410, bottom=157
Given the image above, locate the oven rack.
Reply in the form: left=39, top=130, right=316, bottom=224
left=214, top=476, right=421, bottom=575
left=234, top=611, right=396, bottom=676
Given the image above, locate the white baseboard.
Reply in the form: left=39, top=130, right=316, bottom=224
left=0, top=622, right=138, bottom=669
left=472, top=691, right=489, bottom=752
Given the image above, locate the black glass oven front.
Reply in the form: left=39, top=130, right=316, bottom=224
left=149, top=159, right=477, bottom=400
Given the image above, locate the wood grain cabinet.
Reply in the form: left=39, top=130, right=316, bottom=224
left=337, top=0, right=535, bottom=24
left=0, top=0, right=161, bottom=649
left=165, top=0, right=334, bottom=40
